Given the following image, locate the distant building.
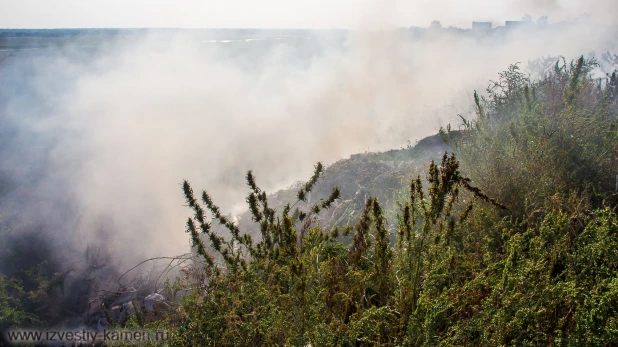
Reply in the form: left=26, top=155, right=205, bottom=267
left=472, top=22, right=492, bottom=30
left=505, top=21, right=525, bottom=28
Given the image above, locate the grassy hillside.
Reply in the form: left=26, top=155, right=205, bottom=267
left=229, top=132, right=454, bottom=239
left=1, top=54, right=617, bottom=346
left=166, top=55, right=618, bottom=346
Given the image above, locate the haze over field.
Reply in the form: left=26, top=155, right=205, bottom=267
left=0, top=1, right=617, bottom=282
left=1, top=0, right=618, bottom=28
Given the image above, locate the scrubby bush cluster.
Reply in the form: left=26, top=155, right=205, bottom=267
left=452, top=55, right=618, bottom=217
left=161, top=55, right=618, bottom=346
left=174, top=152, right=504, bottom=346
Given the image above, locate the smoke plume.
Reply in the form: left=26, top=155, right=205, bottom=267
left=0, top=11, right=617, bottom=278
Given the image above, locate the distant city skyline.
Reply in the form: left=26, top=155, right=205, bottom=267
left=0, top=0, right=616, bottom=29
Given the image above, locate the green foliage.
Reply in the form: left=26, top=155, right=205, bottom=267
left=0, top=275, right=40, bottom=330
left=163, top=149, right=516, bottom=346
left=6, top=54, right=616, bottom=346
left=155, top=55, right=618, bottom=346
left=448, top=56, right=618, bottom=219
left=0, top=226, right=80, bottom=332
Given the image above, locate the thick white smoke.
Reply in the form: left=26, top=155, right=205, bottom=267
left=1, top=18, right=617, bottom=269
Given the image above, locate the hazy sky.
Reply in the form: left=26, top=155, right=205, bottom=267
left=1, top=0, right=616, bottom=29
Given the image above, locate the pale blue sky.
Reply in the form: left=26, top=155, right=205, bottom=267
left=0, top=0, right=613, bottom=29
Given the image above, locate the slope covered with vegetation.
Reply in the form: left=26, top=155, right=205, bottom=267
left=226, top=132, right=453, bottom=239
left=2, top=54, right=617, bottom=346
left=164, top=55, right=618, bottom=346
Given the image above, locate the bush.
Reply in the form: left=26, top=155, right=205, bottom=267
left=446, top=56, right=618, bottom=219
left=159, top=56, right=618, bottom=346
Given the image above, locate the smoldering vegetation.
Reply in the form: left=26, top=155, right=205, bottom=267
left=0, top=18, right=617, bottom=335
